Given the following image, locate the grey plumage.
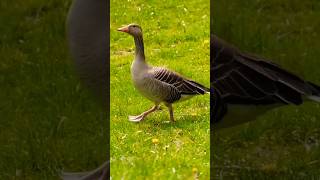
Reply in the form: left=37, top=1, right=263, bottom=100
left=143, top=67, right=209, bottom=104
left=212, top=35, right=320, bottom=129
left=118, top=24, right=209, bottom=122
left=153, top=67, right=209, bottom=96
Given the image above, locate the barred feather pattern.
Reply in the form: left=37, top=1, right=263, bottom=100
left=151, top=67, right=209, bottom=103
left=132, top=67, right=209, bottom=104
left=211, top=34, right=320, bottom=126
left=153, top=67, right=209, bottom=93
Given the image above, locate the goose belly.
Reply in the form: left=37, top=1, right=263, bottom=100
left=214, top=104, right=280, bottom=129
left=132, top=76, right=163, bottom=103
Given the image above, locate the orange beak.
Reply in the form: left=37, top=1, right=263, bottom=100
left=117, top=26, right=129, bottom=33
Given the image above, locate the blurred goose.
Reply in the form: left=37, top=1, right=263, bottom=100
left=211, top=35, right=320, bottom=129
left=118, top=24, right=209, bottom=122
left=62, top=0, right=109, bottom=179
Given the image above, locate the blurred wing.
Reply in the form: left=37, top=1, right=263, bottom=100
left=211, top=35, right=320, bottom=126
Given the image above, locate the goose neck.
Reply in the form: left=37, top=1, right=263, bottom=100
left=133, top=35, right=145, bottom=60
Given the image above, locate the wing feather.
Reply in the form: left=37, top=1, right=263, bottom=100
left=211, top=35, right=320, bottom=125
left=152, top=67, right=209, bottom=96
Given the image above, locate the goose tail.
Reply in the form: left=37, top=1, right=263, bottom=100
left=185, top=79, right=210, bottom=95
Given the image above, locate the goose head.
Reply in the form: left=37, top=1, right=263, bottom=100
left=118, top=23, right=142, bottom=37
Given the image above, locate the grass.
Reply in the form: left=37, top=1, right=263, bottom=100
left=0, top=0, right=107, bottom=179
left=6, top=0, right=317, bottom=179
left=213, top=0, right=320, bottom=179
left=110, top=0, right=210, bottom=179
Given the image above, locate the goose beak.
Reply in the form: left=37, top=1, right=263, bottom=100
left=117, top=26, right=129, bottom=33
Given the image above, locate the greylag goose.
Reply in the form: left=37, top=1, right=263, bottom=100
left=118, top=24, right=209, bottom=122
left=211, top=35, right=320, bottom=129
left=62, top=0, right=109, bottom=179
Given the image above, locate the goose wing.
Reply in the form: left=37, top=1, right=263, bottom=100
left=152, top=67, right=209, bottom=96
left=211, top=35, right=320, bottom=125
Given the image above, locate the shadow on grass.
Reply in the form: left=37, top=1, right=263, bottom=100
left=144, top=113, right=207, bottom=130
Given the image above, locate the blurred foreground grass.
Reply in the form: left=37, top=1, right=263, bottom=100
left=0, top=0, right=107, bottom=179
left=213, top=0, right=320, bottom=179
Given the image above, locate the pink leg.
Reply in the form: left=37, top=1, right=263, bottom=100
left=129, top=105, right=159, bottom=122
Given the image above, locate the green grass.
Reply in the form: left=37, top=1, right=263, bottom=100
left=110, top=0, right=210, bottom=179
left=213, top=0, right=320, bottom=179
left=0, top=0, right=107, bottom=179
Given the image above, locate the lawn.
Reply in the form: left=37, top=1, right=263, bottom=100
left=213, top=0, right=320, bottom=179
left=0, top=0, right=107, bottom=179
left=110, top=0, right=210, bottom=179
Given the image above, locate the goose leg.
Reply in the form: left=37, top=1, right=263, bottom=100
left=129, top=105, right=159, bottom=122
left=166, top=104, right=175, bottom=122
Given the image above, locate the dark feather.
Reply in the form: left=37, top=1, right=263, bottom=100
left=153, top=67, right=209, bottom=96
left=211, top=35, right=320, bottom=125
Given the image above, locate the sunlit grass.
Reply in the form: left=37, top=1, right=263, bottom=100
left=110, top=0, right=210, bottom=179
